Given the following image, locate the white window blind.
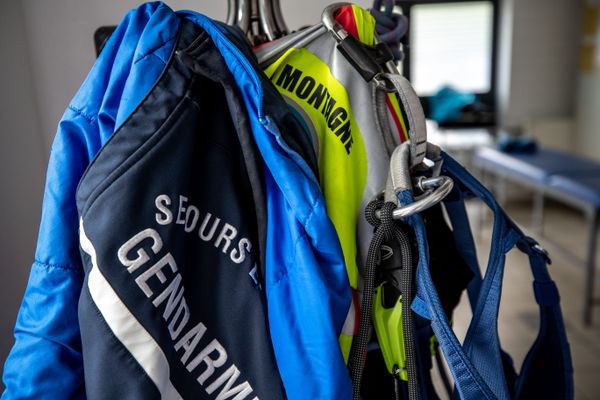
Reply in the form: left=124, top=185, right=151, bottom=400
left=410, top=1, right=493, bottom=96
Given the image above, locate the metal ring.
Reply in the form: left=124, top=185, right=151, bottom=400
left=375, top=176, right=454, bottom=220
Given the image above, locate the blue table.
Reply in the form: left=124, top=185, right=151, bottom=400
left=474, top=146, right=600, bottom=325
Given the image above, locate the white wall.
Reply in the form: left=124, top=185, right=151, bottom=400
left=498, top=0, right=583, bottom=149
left=496, top=0, right=514, bottom=127
left=575, top=1, right=600, bottom=160
left=21, top=0, right=227, bottom=152
left=577, top=73, right=600, bottom=160
left=0, top=0, right=46, bottom=381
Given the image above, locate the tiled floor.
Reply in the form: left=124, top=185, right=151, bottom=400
left=443, top=199, right=600, bottom=400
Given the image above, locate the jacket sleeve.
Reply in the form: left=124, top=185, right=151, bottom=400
left=1, top=3, right=179, bottom=398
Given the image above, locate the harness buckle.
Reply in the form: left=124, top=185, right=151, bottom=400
left=518, top=236, right=552, bottom=265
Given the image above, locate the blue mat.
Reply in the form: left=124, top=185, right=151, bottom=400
left=474, top=147, right=600, bottom=207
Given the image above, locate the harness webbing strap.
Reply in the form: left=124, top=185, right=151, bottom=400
left=514, top=241, right=574, bottom=400
left=407, top=152, right=574, bottom=400
left=382, top=74, right=428, bottom=167
left=443, top=187, right=483, bottom=310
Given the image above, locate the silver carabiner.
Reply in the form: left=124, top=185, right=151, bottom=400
left=321, top=2, right=352, bottom=42
left=322, top=4, right=400, bottom=92
left=375, top=175, right=454, bottom=220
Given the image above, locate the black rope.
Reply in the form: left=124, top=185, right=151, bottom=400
left=350, top=200, right=388, bottom=400
left=349, top=200, right=420, bottom=400
left=395, top=219, right=419, bottom=400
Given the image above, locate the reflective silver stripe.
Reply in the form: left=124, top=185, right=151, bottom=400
left=79, top=219, right=183, bottom=400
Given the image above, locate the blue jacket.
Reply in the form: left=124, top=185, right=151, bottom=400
left=2, top=3, right=352, bottom=399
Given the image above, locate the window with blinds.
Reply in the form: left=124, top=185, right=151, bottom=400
left=409, top=1, right=494, bottom=96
